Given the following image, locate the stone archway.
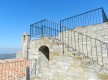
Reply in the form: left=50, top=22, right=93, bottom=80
left=39, top=45, right=49, bottom=60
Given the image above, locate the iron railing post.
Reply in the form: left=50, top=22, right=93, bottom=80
left=42, top=25, right=43, bottom=37
left=86, top=35, right=88, bottom=58
left=26, top=66, right=30, bottom=80
left=60, top=21, right=62, bottom=41
left=100, top=42, right=104, bottom=66
left=95, top=39, right=98, bottom=63
left=90, top=37, right=93, bottom=61
left=78, top=32, right=80, bottom=54
left=35, top=59, right=37, bottom=75
left=71, top=29, right=73, bottom=49
left=60, top=21, right=65, bottom=54
left=102, top=8, right=108, bottom=22
left=106, top=44, right=108, bottom=58
left=30, top=25, right=32, bottom=40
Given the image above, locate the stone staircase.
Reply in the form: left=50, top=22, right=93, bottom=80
left=59, top=22, right=108, bottom=69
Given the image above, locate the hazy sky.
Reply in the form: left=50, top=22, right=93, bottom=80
left=0, top=0, right=108, bottom=53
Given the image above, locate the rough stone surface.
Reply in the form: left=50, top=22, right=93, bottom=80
left=31, top=51, right=108, bottom=80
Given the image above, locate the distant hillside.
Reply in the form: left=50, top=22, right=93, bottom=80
left=0, top=53, right=16, bottom=60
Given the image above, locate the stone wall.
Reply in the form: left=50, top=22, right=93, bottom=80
left=16, top=32, right=30, bottom=58
left=28, top=37, right=62, bottom=75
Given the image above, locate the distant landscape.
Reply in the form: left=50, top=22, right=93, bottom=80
left=0, top=53, right=16, bottom=60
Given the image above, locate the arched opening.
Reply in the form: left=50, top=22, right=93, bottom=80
left=39, top=45, right=49, bottom=60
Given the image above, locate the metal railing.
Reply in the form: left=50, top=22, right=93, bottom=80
left=60, top=7, right=108, bottom=30
left=60, top=25, right=108, bottom=70
left=60, top=7, right=108, bottom=70
left=30, top=19, right=60, bottom=40
left=0, top=59, right=37, bottom=80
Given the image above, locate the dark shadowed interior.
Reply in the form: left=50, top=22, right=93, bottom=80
left=39, top=45, right=49, bottom=60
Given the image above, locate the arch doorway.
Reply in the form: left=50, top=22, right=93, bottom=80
left=39, top=45, right=49, bottom=60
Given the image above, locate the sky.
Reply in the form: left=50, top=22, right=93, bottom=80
left=0, top=0, right=108, bottom=53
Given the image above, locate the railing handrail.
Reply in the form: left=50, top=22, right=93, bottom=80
left=30, top=19, right=46, bottom=26
left=30, top=19, right=108, bottom=45
left=74, top=30, right=108, bottom=44
left=30, top=19, right=59, bottom=26
left=60, top=7, right=108, bottom=33
left=61, top=7, right=104, bottom=21
left=30, top=19, right=60, bottom=39
left=61, top=25, right=108, bottom=44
